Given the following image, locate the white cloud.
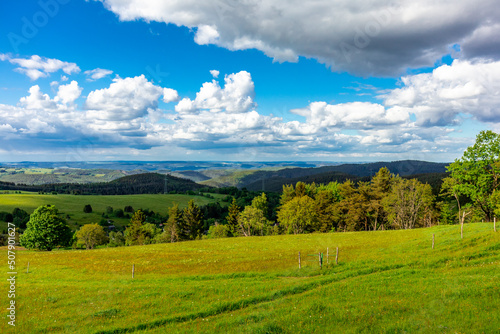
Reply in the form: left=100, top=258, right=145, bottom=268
left=84, top=68, right=113, bottom=81
left=19, top=85, right=57, bottom=110
left=383, top=59, right=500, bottom=125
left=0, top=54, right=80, bottom=80
left=163, top=88, right=180, bottom=103
left=98, top=0, right=500, bottom=76
left=175, top=71, right=256, bottom=114
left=55, top=81, right=83, bottom=105
left=210, top=70, right=220, bottom=78
left=85, top=75, right=164, bottom=120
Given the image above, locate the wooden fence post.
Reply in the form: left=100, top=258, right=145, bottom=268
left=27, top=262, right=30, bottom=274
left=432, top=234, right=435, bottom=249
left=319, top=252, right=322, bottom=269
left=327, top=247, right=329, bottom=264
left=299, top=252, right=301, bottom=269
left=495, top=217, right=497, bottom=232
left=335, top=247, right=339, bottom=265
left=132, top=264, right=135, bottom=278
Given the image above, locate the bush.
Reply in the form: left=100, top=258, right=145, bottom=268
left=83, top=204, right=93, bottom=214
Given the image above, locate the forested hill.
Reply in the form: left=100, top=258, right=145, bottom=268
left=239, top=160, right=448, bottom=191
left=0, top=173, right=207, bottom=195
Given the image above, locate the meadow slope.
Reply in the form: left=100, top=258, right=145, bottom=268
left=1, top=223, right=499, bottom=333
left=0, top=192, right=224, bottom=228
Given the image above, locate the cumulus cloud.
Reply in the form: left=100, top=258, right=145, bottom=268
left=98, top=0, right=500, bottom=76
left=210, top=70, right=220, bottom=78
left=85, top=75, right=164, bottom=120
left=383, top=59, right=500, bottom=125
left=55, top=81, right=83, bottom=105
left=163, top=88, right=180, bottom=103
left=84, top=68, right=113, bottom=81
left=175, top=71, right=256, bottom=113
left=0, top=54, right=80, bottom=80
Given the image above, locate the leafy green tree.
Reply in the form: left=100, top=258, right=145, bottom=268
left=383, top=178, right=435, bottom=229
left=108, top=231, right=125, bottom=247
left=313, top=190, right=337, bottom=232
left=206, top=222, right=230, bottom=239
left=251, top=193, right=269, bottom=219
left=181, top=200, right=203, bottom=240
left=76, top=223, right=108, bottom=249
left=20, top=205, right=72, bottom=251
left=446, top=130, right=500, bottom=222
left=105, top=206, right=114, bottom=215
left=226, top=198, right=240, bottom=236
left=280, top=184, right=296, bottom=206
left=124, top=210, right=148, bottom=245
left=237, top=206, right=271, bottom=236
left=278, top=195, right=317, bottom=234
left=83, top=204, right=93, bottom=213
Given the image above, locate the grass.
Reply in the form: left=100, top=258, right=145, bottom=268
left=0, top=192, right=225, bottom=228
left=1, top=223, right=498, bottom=333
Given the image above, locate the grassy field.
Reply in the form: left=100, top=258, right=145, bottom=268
left=0, top=192, right=225, bottom=229
left=1, top=223, right=498, bottom=333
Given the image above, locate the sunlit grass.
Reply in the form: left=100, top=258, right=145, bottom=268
left=0, top=192, right=224, bottom=228
left=1, top=223, right=498, bottom=333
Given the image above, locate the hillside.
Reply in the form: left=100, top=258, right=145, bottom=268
left=5, top=223, right=499, bottom=333
left=195, top=160, right=449, bottom=190
left=0, top=173, right=207, bottom=195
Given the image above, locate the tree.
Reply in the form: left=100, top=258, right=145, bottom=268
left=124, top=210, right=148, bottom=245
left=237, top=206, right=271, bottom=236
left=20, top=205, right=72, bottom=251
left=251, top=193, right=269, bottom=219
left=383, top=178, right=434, bottom=229
left=206, top=222, right=230, bottom=239
left=164, top=204, right=182, bottom=243
left=83, top=204, right=93, bottom=213
left=181, top=200, right=203, bottom=240
left=124, top=205, right=134, bottom=213
left=76, top=223, right=108, bottom=249
left=278, top=195, right=317, bottom=234
left=369, top=168, right=393, bottom=231
left=226, top=198, right=240, bottom=236
left=446, top=130, right=500, bottom=222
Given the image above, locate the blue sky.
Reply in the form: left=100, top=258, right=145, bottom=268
left=1, top=0, right=499, bottom=162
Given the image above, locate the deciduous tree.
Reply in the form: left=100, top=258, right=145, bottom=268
left=20, top=205, right=72, bottom=251
left=76, top=223, right=108, bottom=249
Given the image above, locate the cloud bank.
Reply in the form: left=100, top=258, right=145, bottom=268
left=97, top=0, right=500, bottom=76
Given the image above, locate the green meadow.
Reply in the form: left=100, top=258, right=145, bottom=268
left=1, top=223, right=498, bottom=333
left=0, top=192, right=224, bottom=228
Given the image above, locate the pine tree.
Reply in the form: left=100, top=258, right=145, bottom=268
left=226, top=198, right=240, bottom=237
left=124, top=210, right=147, bottom=245
left=182, top=200, right=203, bottom=240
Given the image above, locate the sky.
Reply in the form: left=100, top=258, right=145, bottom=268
left=0, top=0, right=499, bottom=163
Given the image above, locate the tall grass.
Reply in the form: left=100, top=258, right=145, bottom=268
left=1, top=223, right=498, bottom=333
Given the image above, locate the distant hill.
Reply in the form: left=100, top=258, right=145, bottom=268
left=0, top=173, right=207, bottom=195
left=214, top=160, right=449, bottom=190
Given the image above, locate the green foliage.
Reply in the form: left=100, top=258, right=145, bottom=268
left=277, top=195, right=317, bottom=234
left=19, top=205, right=72, bottom=251
left=206, top=222, right=230, bottom=239
left=251, top=193, right=269, bottom=219
left=83, top=204, right=93, bottom=213
left=383, top=178, right=435, bottom=229
left=446, top=130, right=500, bottom=221
left=75, top=223, right=108, bottom=249
left=226, top=198, right=240, bottom=237
left=108, top=231, right=125, bottom=247
left=165, top=204, right=182, bottom=243
left=124, top=210, right=148, bottom=246
left=180, top=200, right=203, bottom=240
left=237, top=206, right=271, bottom=236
